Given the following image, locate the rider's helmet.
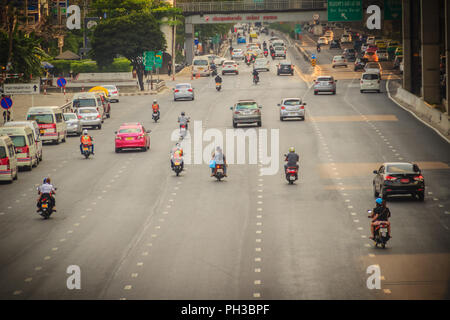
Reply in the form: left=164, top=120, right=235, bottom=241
left=181, top=111, right=185, bottom=116
left=83, top=129, right=88, bottom=135
left=375, top=198, right=383, bottom=205
left=289, top=146, right=295, bottom=153
left=153, top=99, right=157, bottom=104
left=43, top=177, right=51, bottom=184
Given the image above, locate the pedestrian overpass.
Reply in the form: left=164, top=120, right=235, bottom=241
left=176, top=0, right=328, bottom=63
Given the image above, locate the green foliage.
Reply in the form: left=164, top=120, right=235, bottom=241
left=0, top=29, right=50, bottom=81
left=48, top=58, right=132, bottom=75
left=269, top=23, right=295, bottom=38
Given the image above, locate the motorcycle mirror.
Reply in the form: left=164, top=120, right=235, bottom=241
left=258, top=105, right=262, bottom=108
left=277, top=103, right=280, bottom=106
left=373, top=170, right=378, bottom=174
left=146, top=130, right=151, bottom=133
left=303, top=102, right=307, bottom=105
left=367, top=210, right=372, bottom=213
left=230, top=107, right=233, bottom=110
left=114, top=131, right=117, bottom=134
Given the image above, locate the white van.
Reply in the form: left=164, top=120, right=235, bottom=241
left=0, top=135, right=18, bottom=182
left=0, top=126, right=38, bottom=170
left=72, top=92, right=104, bottom=120
left=360, top=72, right=381, bottom=93
left=26, top=106, right=67, bottom=144
left=192, top=56, right=211, bottom=77
left=4, top=120, right=43, bottom=162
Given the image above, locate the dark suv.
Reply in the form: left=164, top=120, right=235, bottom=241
left=329, top=40, right=341, bottom=49
left=343, top=48, right=356, bottom=62
left=277, top=62, right=294, bottom=76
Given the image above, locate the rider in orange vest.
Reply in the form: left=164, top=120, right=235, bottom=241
left=152, top=99, right=160, bottom=118
left=80, top=129, right=94, bottom=154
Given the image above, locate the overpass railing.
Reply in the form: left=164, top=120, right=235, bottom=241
left=177, top=0, right=327, bottom=13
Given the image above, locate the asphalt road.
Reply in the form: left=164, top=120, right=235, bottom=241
left=0, top=33, right=449, bottom=300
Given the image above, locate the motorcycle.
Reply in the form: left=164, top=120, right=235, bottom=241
left=81, top=143, right=91, bottom=159
left=152, top=110, right=160, bottom=123
left=246, top=59, right=251, bottom=66
left=215, top=82, right=222, bottom=91
left=211, top=68, right=218, bottom=77
left=317, top=45, right=321, bottom=53
left=271, top=52, right=275, bottom=60
left=264, top=50, right=268, bottom=57
left=253, top=74, right=259, bottom=85
left=172, top=159, right=183, bottom=176
left=37, top=191, right=56, bottom=219
left=213, top=164, right=226, bottom=181
left=368, top=210, right=390, bottom=248
left=285, top=166, right=299, bottom=184
left=179, top=124, right=187, bottom=140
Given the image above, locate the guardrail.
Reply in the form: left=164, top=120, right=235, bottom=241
left=60, top=101, right=73, bottom=113
left=177, top=0, right=327, bottom=13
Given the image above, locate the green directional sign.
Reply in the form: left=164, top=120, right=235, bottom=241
left=295, top=24, right=302, bottom=34
left=327, top=0, right=362, bottom=22
left=155, top=51, right=163, bottom=69
left=143, top=51, right=155, bottom=71
left=384, top=0, right=402, bottom=20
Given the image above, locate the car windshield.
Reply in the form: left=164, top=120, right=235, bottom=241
left=224, top=62, right=234, bottom=65
left=27, top=114, right=54, bottom=124
left=64, top=114, right=77, bottom=120
left=236, top=102, right=258, bottom=110
left=362, top=73, right=379, bottom=80
left=10, top=135, right=26, bottom=147
left=318, top=77, right=333, bottom=82
left=102, top=86, right=116, bottom=90
left=366, top=52, right=375, bottom=56
left=284, top=100, right=301, bottom=106
left=119, top=128, right=141, bottom=133
left=78, top=108, right=97, bottom=114
left=73, top=99, right=96, bottom=107
left=366, top=63, right=380, bottom=68
left=193, top=60, right=208, bottom=66
left=0, top=146, right=6, bottom=158
left=275, top=47, right=284, bottom=50
left=386, top=163, right=414, bottom=173
left=176, top=84, right=190, bottom=89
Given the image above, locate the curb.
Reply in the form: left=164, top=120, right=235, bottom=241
left=386, top=76, right=450, bottom=144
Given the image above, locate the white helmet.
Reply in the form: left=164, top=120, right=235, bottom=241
left=153, top=99, right=157, bottom=104
left=83, top=129, right=88, bottom=135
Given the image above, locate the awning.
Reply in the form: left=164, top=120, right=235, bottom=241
left=41, top=61, right=54, bottom=69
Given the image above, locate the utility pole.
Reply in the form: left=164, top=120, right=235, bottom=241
left=172, top=0, right=177, bottom=81
left=82, top=0, right=87, bottom=59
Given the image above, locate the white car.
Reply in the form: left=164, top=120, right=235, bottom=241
left=222, top=60, right=239, bottom=75
left=100, top=84, right=119, bottom=102
left=206, top=54, right=226, bottom=66
left=278, top=98, right=306, bottom=121
left=360, top=72, right=381, bottom=93
left=364, top=62, right=382, bottom=76
left=253, top=58, right=270, bottom=72
left=332, top=55, right=347, bottom=68
left=231, top=49, right=244, bottom=60
left=318, top=37, right=328, bottom=45
left=366, top=36, right=376, bottom=45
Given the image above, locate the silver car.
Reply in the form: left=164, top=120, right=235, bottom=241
left=230, top=100, right=262, bottom=128
left=173, top=83, right=194, bottom=101
left=63, top=113, right=82, bottom=136
left=76, top=107, right=102, bottom=129
left=279, top=98, right=306, bottom=121
left=101, top=84, right=119, bottom=102
left=313, top=76, right=337, bottom=95
left=253, top=58, right=270, bottom=72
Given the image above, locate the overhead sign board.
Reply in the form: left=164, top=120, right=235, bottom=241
left=3, top=82, right=40, bottom=95
left=327, top=0, right=362, bottom=22
left=186, top=12, right=318, bottom=24
left=384, top=0, right=402, bottom=20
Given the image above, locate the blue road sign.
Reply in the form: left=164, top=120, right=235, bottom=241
left=1, top=97, right=13, bottom=110
left=194, top=38, right=199, bottom=45
left=57, top=77, right=67, bottom=88
left=311, top=54, right=316, bottom=59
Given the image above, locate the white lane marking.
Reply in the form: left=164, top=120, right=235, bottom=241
left=155, top=226, right=161, bottom=229
left=357, top=227, right=363, bottom=231
left=348, top=205, right=353, bottom=209
left=74, top=223, right=80, bottom=227
left=151, top=234, right=157, bottom=238
left=257, top=201, right=263, bottom=204
left=166, top=205, right=171, bottom=208
left=438, top=204, right=444, bottom=208
left=24, top=277, right=32, bottom=282
left=369, top=254, right=375, bottom=258
left=255, top=248, right=262, bottom=252
left=60, top=238, right=66, bottom=242
left=256, top=239, right=262, bottom=243
left=147, top=243, right=153, bottom=247
left=163, top=211, right=169, bottom=215
left=433, top=198, right=439, bottom=201
left=124, top=285, right=132, bottom=290
left=34, top=266, right=42, bottom=271
left=256, top=215, right=262, bottom=218
left=256, top=230, right=262, bottom=234
left=137, top=262, right=143, bottom=266
left=52, top=247, right=58, bottom=251
left=361, top=235, right=367, bottom=238
left=254, top=280, right=261, bottom=285
left=256, top=222, right=262, bottom=226
left=254, top=257, right=262, bottom=262
left=254, top=268, right=261, bottom=273
left=253, top=293, right=261, bottom=298
left=351, top=212, right=356, bottom=216
left=364, top=244, right=371, bottom=248
left=0, top=212, right=5, bottom=216
left=257, top=208, right=263, bottom=211
left=44, top=256, right=51, bottom=260
left=131, top=273, right=138, bottom=278
left=81, top=215, right=86, bottom=219
left=383, top=289, right=392, bottom=294
left=353, top=219, right=359, bottom=223
left=142, top=252, right=149, bottom=256
left=67, top=230, right=73, bottom=234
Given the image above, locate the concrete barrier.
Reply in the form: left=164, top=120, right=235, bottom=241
left=395, top=87, right=450, bottom=137
left=75, top=72, right=134, bottom=81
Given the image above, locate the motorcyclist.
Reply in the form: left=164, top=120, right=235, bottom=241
left=263, top=41, right=267, bottom=48
left=178, top=111, right=190, bottom=130
left=210, top=62, right=217, bottom=76
left=151, top=99, right=160, bottom=118
left=317, top=43, right=321, bottom=52
left=369, top=198, right=391, bottom=240
left=80, top=129, right=94, bottom=155
left=170, top=143, right=184, bottom=170
left=211, top=146, right=227, bottom=177
left=284, top=147, right=299, bottom=172
left=252, top=69, right=259, bottom=83
left=37, top=177, right=56, bottom=212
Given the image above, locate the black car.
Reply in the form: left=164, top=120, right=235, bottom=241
left=343, top=48, right=356, bottom=62
left=354, top=57, right=367, bottom=71
left=373, top=162, right=425, bottom=201
left=277, top=62, right=294, bottom=76
left=329, top=40, right=341, bottom=49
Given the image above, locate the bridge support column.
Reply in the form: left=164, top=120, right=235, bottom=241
left=402, top=0, right=412, bottom=92
left=445, top=0, right=450, bottom=113
left=185, top=22, right=195, bottom=65
left=420, top=0, right=441, bottom=104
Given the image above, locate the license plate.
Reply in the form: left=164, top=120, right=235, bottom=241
left=400, top=178, right=409, bottom=183
left=126, top=137, right=133, bottom=140
left=40, top=130, right=45, bottom=135
left=42, top=204, right=48, bottom=208
left=289, top=112, right=297, bottom=115
left=290, top=175, right=295, bottom=181
left=174, top=162, right=180, bottom=166
left=380, top=228, right=387, bottom=233
left=83, top=147, right=88, bottom=151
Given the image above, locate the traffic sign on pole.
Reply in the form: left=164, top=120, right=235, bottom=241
left=155, top=51, right=163, bottom=69
left=3, top=82, right=40, bottom=94
left=384, top=0, right=402, bottom=20
left=295, top=24, right=302, bottom=34
left=1, top=96, right=13, bottom=110
left=57, top=77, right=67, bottom=87
left=327, top=0, right=362, bottom=22
left=143, top=51, right=155, bottom=71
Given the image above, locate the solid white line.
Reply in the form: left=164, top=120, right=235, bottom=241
left=386, top=76, right=450, bottom=143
